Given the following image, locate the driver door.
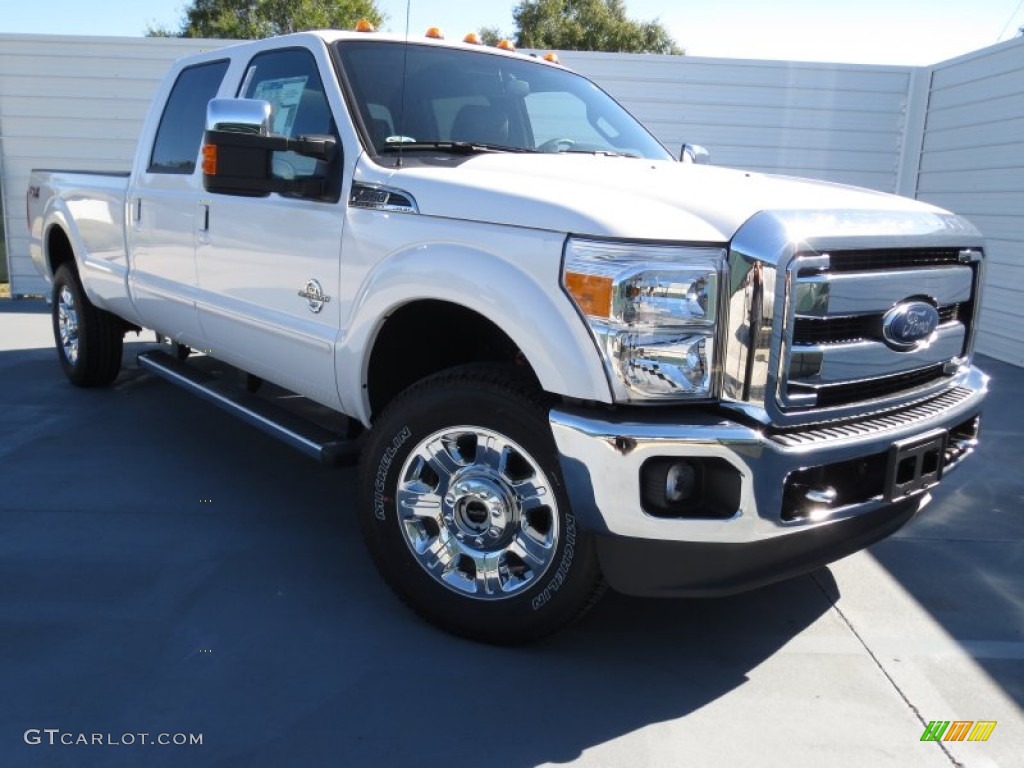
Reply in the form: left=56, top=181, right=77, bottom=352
left=195, top=47, right=345, bottom=410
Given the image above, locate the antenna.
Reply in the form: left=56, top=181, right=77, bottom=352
left=396, top=0, right=412, bottom=169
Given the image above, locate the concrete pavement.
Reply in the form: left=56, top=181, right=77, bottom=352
left=1, top=297, right=1021, bottom=767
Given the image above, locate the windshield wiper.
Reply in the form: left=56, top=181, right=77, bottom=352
left=563, top=149, right=640, bottom=158
left=378, top=141, right=538, bottom=155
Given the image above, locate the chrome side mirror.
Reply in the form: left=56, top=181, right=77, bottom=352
left=206, top=98, right=273, bottom=135
left=680, top=144, right=711, bottom=165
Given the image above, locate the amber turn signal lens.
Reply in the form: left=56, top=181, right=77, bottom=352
left=564, top=272, right=613, bottom=318
left=202, top=144, right=217, bottom=175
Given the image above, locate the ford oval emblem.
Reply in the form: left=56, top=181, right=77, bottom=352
left=882, top=301, right=940, bottom=350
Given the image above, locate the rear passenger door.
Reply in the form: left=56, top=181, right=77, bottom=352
left=195, top=47, right=345, bottom=410
left=128, top=59, right=229, bottom=348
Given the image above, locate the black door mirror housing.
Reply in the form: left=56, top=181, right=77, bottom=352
left=202, top=98, right=337, bottom=198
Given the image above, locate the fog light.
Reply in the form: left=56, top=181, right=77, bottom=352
left=665, top=461, right=697, bottom=503
left=641, top=457, right=741, bottom=519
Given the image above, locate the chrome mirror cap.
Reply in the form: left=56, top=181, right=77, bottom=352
left=206, top=98, right=272, bottom=135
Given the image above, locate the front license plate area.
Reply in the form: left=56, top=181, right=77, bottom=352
left=884, top=430, right=947, bottom=502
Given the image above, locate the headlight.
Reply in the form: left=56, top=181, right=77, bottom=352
left=562, top=238, right=726, bottom=401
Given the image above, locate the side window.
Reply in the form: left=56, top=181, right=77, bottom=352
left=149, top=60, right=229, bottom=174
left=241, top=49, right=337, bottom=184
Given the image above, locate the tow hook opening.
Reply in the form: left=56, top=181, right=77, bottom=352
left=782, top=414, right=981, bottom=522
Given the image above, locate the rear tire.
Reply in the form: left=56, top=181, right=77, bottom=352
left=51, top=264, right=124, bottom=387
left=358, top=365, right=604, bottom=644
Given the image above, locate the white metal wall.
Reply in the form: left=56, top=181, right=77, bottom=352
left=0, top=34, right=232, bottom=293
left=561, top=51, right=915, bottom=193
left=910, top=37, right=1024, bottom=366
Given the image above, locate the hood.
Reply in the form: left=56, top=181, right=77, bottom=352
left=363, top=153, right=948, bottom=242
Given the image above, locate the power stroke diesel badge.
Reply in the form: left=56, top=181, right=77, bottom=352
left=881, top=300, right=940, bottom=350
left=298, top=279, right=331, bottom=314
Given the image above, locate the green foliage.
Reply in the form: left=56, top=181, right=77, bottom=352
left=513, top=0, right=683, bottom=54
left=478, top=26, right=507, bottom=47
left=147, top=0, right=384, bottom=39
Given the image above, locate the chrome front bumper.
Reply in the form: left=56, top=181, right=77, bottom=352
left=550, top=366, right=987, bottom=595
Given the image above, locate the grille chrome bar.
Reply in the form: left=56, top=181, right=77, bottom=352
left=794, top=266, right=972, bottom=317
left=787, top=324, right=965, bottom=387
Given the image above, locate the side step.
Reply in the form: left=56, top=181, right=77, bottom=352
left=137, top=351, right=359, bottom=467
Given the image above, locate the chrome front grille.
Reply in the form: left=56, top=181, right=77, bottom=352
left=721, top=209, right=985, bottom=428
left=778, top=248, right=981, bottom=412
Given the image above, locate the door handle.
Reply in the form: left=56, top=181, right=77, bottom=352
left=132, top=198, right=142, bottom=222
left=199, top=204, right=210, bottom=232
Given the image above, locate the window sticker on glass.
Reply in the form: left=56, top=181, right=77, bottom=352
left=252, top=76, right=309, bottom=136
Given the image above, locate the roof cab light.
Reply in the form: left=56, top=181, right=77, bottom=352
left=354, top=19, right=375, bottom=32
left=425, top=27, right=444, bottom=39
left=497, top=40, right=516, bottom=51
left=543, top=52, right=561, bottom=64
left=563, top=238, right=726, bottom=401
left=463, top=32, right=483, bottom=44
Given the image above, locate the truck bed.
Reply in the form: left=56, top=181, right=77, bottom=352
left=27, top=169, right=134, bottom=320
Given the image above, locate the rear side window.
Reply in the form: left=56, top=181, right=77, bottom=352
left=149, top=60, right=229, bottom=174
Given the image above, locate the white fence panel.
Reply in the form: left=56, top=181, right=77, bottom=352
left=0, top=34, right=232, bottom=293
left=916, top=37, right=1024, bottom=365
left=560, top=51, right=912, bottom=190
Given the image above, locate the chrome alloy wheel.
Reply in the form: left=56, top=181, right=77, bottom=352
left=397, top=426, right=560, bottom=600
left=57, top=285, right=80, bottom=365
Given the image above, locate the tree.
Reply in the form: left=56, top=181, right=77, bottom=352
left=513, top=0, right=683, bottom=54
left=478, top=26, right=507, bottom=47
left=147, top=0, right=384, bottom=39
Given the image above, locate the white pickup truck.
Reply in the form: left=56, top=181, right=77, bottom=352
left=27, top=29, right=987, bottom=643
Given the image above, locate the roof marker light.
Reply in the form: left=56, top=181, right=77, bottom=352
left=463, top=32, right=482, bottom=44
left=543, top=52, right=560, bottom=64
left=425, top=26, right=444, bottom=39
left=497, top=40, right=516, bottom=51
left=354, top=19, right=375, bottom=32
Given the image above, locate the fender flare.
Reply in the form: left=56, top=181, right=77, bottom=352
left=40, top=203, right=103, bottom=306
left=336, top=242, right=613, bottom=423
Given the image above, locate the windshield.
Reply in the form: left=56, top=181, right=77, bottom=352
left=334, top=41, right=673, bottom=161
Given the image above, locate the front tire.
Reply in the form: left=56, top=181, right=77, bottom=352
left=51, top=264, right=123, bottom=387
left=358, top=365, right=604, bottom=644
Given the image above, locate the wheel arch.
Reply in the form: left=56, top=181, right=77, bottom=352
left=364, top=300, right=532, bottom=420
left=337, top=243, right=613, bottom=424
left=45, top=222, right=77, bottom=281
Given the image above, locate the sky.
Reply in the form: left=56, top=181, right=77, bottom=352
left=3, top=0, right=1023, bottom=66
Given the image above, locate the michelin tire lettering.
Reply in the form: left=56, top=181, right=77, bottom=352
left=374, top=426, right=412, bottom=520
left=532, top=512, right=576, bottom=611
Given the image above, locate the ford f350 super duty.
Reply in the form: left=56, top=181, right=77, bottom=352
left=27, top=29, right=987, bottom=643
